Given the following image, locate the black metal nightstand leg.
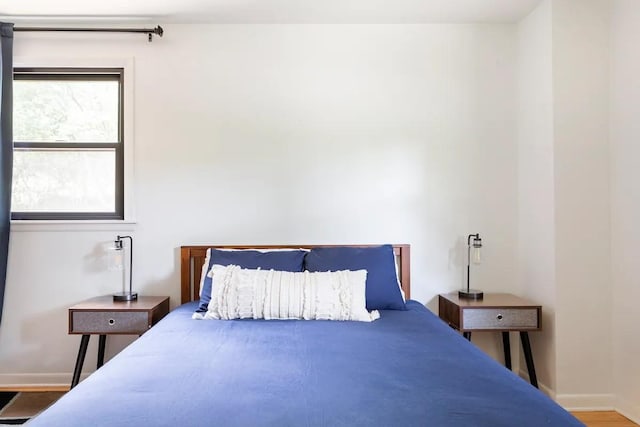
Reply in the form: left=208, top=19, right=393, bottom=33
left=520, top=332, right=538, bottom=388
left=71, top=335, right=90, bottom=389
left=463, top=332, right=471, bottom=341
left=97, top=335, right=106, bottom=369
left=502, top=332, right=512, bottom=370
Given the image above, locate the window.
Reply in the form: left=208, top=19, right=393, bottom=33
left=11, top=68, right=124, bottom=220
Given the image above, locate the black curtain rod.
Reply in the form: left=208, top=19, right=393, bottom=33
left=13, top=25, right=164, bottom=42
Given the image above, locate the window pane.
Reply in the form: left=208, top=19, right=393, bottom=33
left=14, top=80, right=119, bottom=143
left=12, top=150, right=116, bottom=212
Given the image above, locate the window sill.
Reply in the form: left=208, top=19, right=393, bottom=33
left=10, top=220, right=137, bottom=232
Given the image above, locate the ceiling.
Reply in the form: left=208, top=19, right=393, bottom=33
left=0, top=0, right=541, bottom=24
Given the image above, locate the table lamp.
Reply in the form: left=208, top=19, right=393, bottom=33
left=459, top=233, right=483, bottom=300
left=112, top=235, right=137, bottom=301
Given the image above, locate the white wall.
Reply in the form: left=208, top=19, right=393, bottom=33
left=0, top=24, right=518, bottom=386
left=515, top=0, right=640, bottom=418
left=610, top=0, right=640, bottom=422
left=551, top=0, right=613, bottom=406
left=515, top=0, right=618, bottom=409
left=516, top=0, right=556, bottom=393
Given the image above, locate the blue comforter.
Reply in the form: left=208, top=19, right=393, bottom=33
left=30, top=301, right=582, bottom=426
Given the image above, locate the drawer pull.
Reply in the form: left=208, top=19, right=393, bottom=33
left=108, top=319, right=115, bottom=325
left=496, top=314, right=503, bottom=321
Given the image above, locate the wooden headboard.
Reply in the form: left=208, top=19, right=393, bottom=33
left=180, top=244, right=410, bottom=304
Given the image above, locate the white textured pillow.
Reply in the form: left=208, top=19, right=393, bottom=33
left=203, top=265, right=379, bottom=322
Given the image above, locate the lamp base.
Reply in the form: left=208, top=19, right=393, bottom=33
left=113, top=292, right=138, bottom=302
left=458, top=289, right=484, bottom=300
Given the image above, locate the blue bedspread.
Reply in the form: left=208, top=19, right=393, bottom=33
left=30, top=301, right=582, bottom=427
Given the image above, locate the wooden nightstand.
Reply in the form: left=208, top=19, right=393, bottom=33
left=68, top=295, right=170, bottom=389
left=438, top=292, right=541, bottom=388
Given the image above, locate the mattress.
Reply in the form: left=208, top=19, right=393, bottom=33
left=30, top=301, right=582, bottom=427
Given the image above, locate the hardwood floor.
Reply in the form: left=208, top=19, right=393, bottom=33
left=572, top=411, right=638, bottom=427
left=0, top=386, right=69, bottom=392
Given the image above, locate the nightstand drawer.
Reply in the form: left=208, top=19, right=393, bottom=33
left=71, top=311, right=149, bottom=334
left=462, top=308, right=538, bottom=330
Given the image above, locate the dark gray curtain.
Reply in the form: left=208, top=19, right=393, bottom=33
left=0, top=22, right=13, bottom=324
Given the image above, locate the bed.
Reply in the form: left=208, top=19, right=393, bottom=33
left=29, top=244, right=582, bottom=427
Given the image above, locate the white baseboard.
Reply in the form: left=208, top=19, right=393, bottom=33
left=517, top=369, right=615, bottom=412
left=555, top=393, right=615, bottom=411
left=0, top=373, right=87, bottom=388
left=536, top=380, right=556, bottom=400
left=517, top=369, right=555, bottom=400
left=616, top=396, right=640, bottom=425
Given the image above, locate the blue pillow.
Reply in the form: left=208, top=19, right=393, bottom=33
left=304, top=245, right=406, bottom=311
left=196, top=249, right=306, bottom=313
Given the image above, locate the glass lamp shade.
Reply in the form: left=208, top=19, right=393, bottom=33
left=472, top=246, right=481, bottom=264
left=471, top=236, right=482, bottom=264
left=108, top=246, right=125, bottom=271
